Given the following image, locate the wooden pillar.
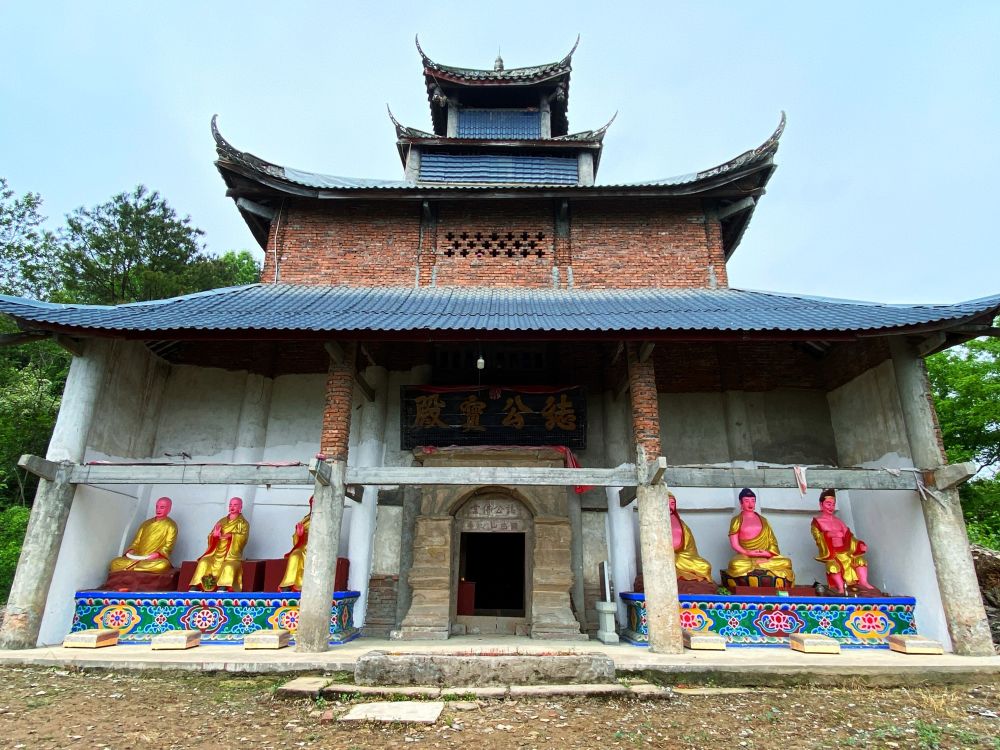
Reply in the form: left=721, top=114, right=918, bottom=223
left=0, top=342, right=106, bottom=650
left=890, top=339, right=994, bottom=655
left=297, top=343, right=356, bottom=653
left=626, top=343, right=683, bottom=654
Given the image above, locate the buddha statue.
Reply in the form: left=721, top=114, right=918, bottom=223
left=723, top=488, right=795, bottom=587
left=108, top=496, right=177, bottom=574
left=279, top=496, right=312, bottom=592
left=811, top=488, right=877, bottom=594
left=669, top=492, right=713, bottom=583
left=189, top=496, right=249, bottom=592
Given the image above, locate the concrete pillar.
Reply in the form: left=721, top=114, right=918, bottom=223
left=347, top=366, right=388, bottom=626
left=626, top=343, right=683, bottom=654
left=297, top=460, right=347, bottom=652
left=890, top=339, right=994, bottom=655
left=394, top=485, right=421, bottom=630
left=603, top=391, right=637, bottom=625
left=296, top=343, right=356, bottom=653
left=0, top=340, right=107, bottom=649
left=568, top=490, right=587, bottom=630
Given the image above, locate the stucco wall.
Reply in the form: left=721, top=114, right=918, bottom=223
left=827, top=361, right=950, bottom=648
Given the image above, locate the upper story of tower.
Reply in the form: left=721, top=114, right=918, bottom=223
left=392, top=37, right=609, bottom=187
left=212, top=40, right=784, bottom=290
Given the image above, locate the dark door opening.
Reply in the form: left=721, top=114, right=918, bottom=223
left=458, top=532, right=525, bottom=617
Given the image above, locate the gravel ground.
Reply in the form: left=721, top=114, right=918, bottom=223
left=0, top=666, right=998, bottom=749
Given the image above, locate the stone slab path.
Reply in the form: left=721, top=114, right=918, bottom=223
left=339, top=700, right=444, bottom=724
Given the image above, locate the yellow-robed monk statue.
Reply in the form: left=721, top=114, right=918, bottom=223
left=669, top=492, right=713, bottom=582
left=189, top=497, right=249, bottom=592
left=108, top=496, right=177, bottom=573
left=279, top=496, right=312, bottom=592
left=724, top=488, right=795, bottom=587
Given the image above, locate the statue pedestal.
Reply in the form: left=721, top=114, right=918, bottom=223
left=595, top=600, right=619, bottom=644
left=619, top=591, right=918, bottom=648
left=98, top=569, right=179, bottom=592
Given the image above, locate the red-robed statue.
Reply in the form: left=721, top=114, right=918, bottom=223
left=810, top=488, right=877, bottom=594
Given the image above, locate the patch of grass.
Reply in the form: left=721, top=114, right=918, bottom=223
left=441, top=691, right=477, bottom=701
left=915, top=719, right=944, bottom=749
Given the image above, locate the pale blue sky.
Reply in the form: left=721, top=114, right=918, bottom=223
left=1, top=2, right=997, bottom=303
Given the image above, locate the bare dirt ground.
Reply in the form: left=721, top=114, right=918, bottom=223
left=0, top=667, right=998, bottom=750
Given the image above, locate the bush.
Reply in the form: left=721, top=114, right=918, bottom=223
left=0, top=505, right=30, bottom=602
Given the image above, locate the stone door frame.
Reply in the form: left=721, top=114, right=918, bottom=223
left=451, top=490, right=534, bottom=635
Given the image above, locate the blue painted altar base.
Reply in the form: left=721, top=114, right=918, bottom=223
left=620, top=592, right=917, bottom=648
left=71, top=590, right=361, bottom=645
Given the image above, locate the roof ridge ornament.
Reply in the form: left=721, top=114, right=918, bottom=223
left=386, top=105, right=435, bottom=140
left=695, top=112, right=786, bottom=181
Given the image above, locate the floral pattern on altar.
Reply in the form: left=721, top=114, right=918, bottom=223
left=845, top=609, right=894, bottom=640
left=620, top=593, right=918, bottom=647
left=71, top=591, right=360, bottom=645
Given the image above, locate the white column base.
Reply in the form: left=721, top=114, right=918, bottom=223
left=595, top=600, right=619, bottom=644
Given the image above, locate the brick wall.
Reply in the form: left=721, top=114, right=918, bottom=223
left=569, top=199, right=728, bottom=289
left=264, top=197, right=728, bottom=289
left=263, top=202, right=420, bottom=286
left=627, top=342, right=661, bottom=461
left=362, top=574, right=399, bottom=637
left=320, top=343, right=356, bottom=460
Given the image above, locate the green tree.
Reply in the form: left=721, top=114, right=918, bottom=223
left=57, top=185, right=209, bottom=304
left=0, top=177, right=57, bottom=299
left=927, top=335, right=1000, bottom=549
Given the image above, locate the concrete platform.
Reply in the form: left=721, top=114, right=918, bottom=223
left=0, top=635, right=997, bottom=687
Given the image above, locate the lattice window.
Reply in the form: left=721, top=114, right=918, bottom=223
left=442, top=230, right=548, bottom=259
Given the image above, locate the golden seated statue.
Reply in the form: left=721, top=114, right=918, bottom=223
left=723, top=488, right=795, bottom=588
left=669, top=492, right=713, bottom=582
left=189, top=497, right=250, bottom=592
left=278, top=496, right=312, bottom=592
left=108, top=496, right=177, bottom=574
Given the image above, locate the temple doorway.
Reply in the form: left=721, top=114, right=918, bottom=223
left=453, top=492, right=532, bottom=635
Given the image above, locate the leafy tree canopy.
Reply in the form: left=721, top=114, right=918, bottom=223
left=55, top=186, right=260, bottom=305
left=927, top=337, right=1000, bottom=471
left=0, top=177, right=57, bottom=299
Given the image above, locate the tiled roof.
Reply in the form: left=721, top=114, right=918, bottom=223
left=456, top=110, right=543, bottom=139
left=2, top=286, right=998, bottom=337
left=417, top=36, right=575, bottom=85
left=419, top=153, right=579, bottom=185
left=213, top=114, right=781, bottom=193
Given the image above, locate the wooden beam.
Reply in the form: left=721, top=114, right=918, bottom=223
left=308, top=457, right=332, bottom=486
left=716, top=196, right=755, bottom=220
left=619, top=486, right=637, bottom=506
left=71, top=463, right=315, bottom=485
left=932, top=461, right=978, bottom=491
left=345, top=465, right=639, bottom=488
left=0, top=333, right=48, bottom=347
left=949, top=325, right=1000, bottom=338
left=662, top=466, right=918, bottom=491
left=356, top=371, right=376, bottom=402
left=53, top=334, right=86, bottom=357
left=615, top=377, right=630, bottom=400
left=915, top=332, right=947, bottom=357
left=646, top=457, right=667, bottom=485
left=639, top=342, right=655, bottom=363
left=324, top=341, right=345, bottom=365
left=18, top=454, right=61, bottom=481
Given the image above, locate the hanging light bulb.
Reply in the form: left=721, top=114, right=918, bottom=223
left=476, top=355, right=485, bottom=370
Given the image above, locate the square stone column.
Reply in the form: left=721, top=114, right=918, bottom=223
left=531, top=517, right=587, bottom=640
left=396, top=515, right=453, bottom=639
left=297, top=342, right=355, bottom=653
left=626, top=343, right=683, bottom=654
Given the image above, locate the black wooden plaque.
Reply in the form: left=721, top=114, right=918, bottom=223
left=401, top=385, right=586, bottom=450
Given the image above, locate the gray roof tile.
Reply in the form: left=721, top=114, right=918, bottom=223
left=2, top=286, right=998, bottom=337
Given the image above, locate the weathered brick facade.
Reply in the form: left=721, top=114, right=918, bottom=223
left=264, top=198, right=727, bottom=290
left=626, top=342, right=661, bottom=462
left=362, top=574, right=399, bottom=638
left=320, top=342, right=357, bottom=460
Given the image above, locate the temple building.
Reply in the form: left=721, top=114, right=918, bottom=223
left=0, top=41, right=996, bottom=656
